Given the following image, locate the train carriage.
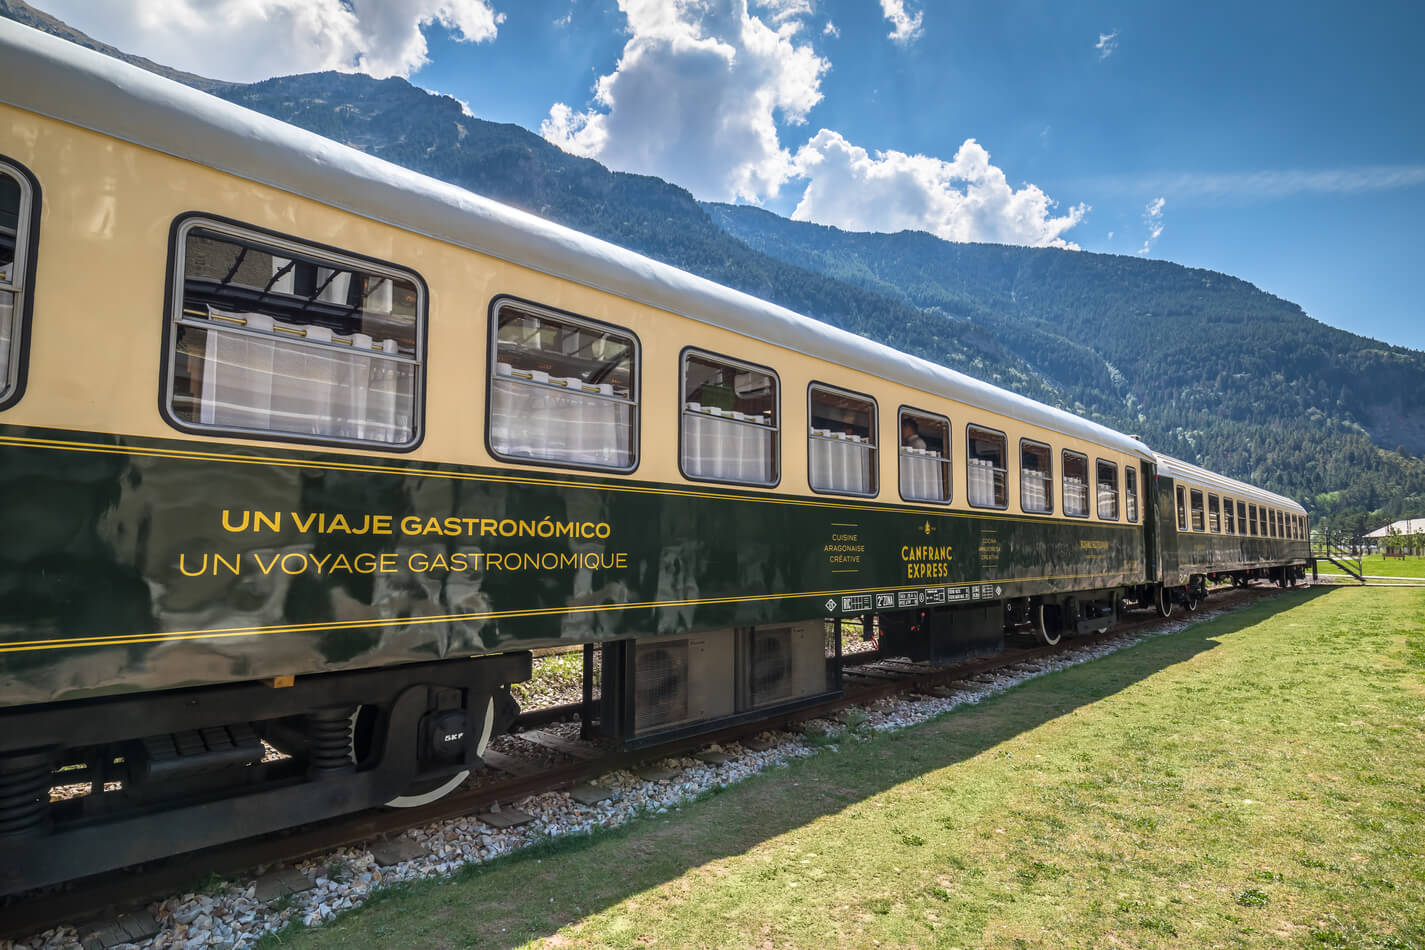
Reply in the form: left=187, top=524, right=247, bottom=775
left=0, top=20, right=1307, bottom=893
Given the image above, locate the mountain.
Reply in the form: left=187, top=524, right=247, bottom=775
left=704, top=204, right=1425, bottom=525
left=5, top=1, right=1423, bottom=536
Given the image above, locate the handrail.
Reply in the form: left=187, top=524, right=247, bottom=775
left=1310, top=542, right=1364, bottom=583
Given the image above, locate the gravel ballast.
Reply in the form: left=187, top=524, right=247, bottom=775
left=2, top=591, right=1282, bottom=950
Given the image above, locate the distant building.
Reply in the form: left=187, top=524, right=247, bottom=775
left=1364, top=518, right=1425, bottom=540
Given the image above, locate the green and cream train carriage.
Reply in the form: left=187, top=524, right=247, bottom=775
left=0, top=20, right=1308, bottom=892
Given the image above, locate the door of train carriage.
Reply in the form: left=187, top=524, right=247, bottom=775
left=1141, top=460, right=1161, bottom=583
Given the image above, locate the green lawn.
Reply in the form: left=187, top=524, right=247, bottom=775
left=264, top=588, right=1425, bottom=949
left=1355, top=554, right=1425, bottom=579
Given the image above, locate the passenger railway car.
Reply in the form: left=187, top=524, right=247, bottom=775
left=0, top=21, right=1308, bottom=893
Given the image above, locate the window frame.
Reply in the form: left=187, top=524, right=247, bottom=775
left=677, top=346, right=780, bottom=488
left=806, top=381, right=879, bottom=498
left=1175, top=483, right=1188, bottom=531
left=1064, top=449, right=1092, bottom=520
left=0, top=154, right=40, bottom=412
left=1238, top=500, right=1248, bottom=535
left=485, top=294, right=641, bottom=474
left=1125, top=464, right=1139, bottom=523
left=1019, top=438, right=1054, bottom=515
left=897, top=405, right=952, bottom=504
left=1249, top=503, right=1259, bottom=536
left=160, top=213, right=429, bottom=452
left=1095, top=458, right=1120, bottom=521
left=1224, top=496, right=1235, bottom=534
left=965, top=423, right=1010, bottom=510
left=1208, top=493, right=1221, bottom=533
left=1190, top=488, right=1205, bottom=532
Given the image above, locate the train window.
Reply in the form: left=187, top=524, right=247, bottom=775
left=1208, top=494, right=1221, bottom=532
left=167, top=219, right=423, bottom=448
left=1125, top=465, right=1139, bottom=522
left=1190, top=489, right=1205, bottom=531
left=490, top=301, right=637, bottom=470
left=1020, top=440, right=1053, bottom=513
left=899, top=408, right=951, bottom=503
left=1238, top=500, right=1248, bottom=535
left=1248, top=504, right=1258, bottom=536
left=1175, top=484, right=1188, bottom=531
left=1275, top=510, right=1283, bottom=538
left=1224, top=496, right=1236, bottom=534
left=1096, top=459, right=1119, bottom=520
left=808, top=384, right=877, bottom=496
left=0, top=159, right=36, bottom=409
left=1064, top=451, right=1090, bottom=518
left=680, top=350, right=777, bottom=486
left=966, top=425, right=1008, bottom=508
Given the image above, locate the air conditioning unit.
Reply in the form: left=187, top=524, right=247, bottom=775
left=736, top=622, right=828, bottom=711
left=632, top=634, right=735, bottom=736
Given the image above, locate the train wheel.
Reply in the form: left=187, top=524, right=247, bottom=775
left=386, top=770, right=471, bottom=808
left=1156, top=585, right=1174, bottom=618
left=1035, top=602, right=1062, bottom=646
left=1184, top=585, right=1199, bottom=612
left=385, top=696, right=497, bottom=808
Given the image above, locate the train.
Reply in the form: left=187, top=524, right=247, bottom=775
left=0, top=19, right=1310, bottom=895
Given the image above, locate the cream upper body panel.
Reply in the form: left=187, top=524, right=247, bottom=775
left=1155, top=454, right=1306, bottom=517
left=0, top=19, right=1154, bottom=495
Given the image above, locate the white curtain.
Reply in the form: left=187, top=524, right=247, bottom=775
left=900, top=449, right=945, bottom=502
left=683, top=405, right=773, bottom=482
left=1064, top=475, right=1088, bottom=516
left=1098, top=483, right=1118, bottom=519
left=490, top=364, right=632, bottom=467
left=199, top=307, right=413, bottom=443
left=810, top=431, right=872, bottom=494
left=0, top=289, right=12, bottom=394
left=1021, top=469, right=1050, bottom=512
left=968, top=457, right=1002, bottom=506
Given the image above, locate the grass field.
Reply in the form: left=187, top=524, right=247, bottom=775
left=1355, top=554, right=1425, bottom=579
left=262, top=588, right=1425, bottom=949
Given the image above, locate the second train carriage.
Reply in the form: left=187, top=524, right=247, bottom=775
left=0, top=20, right=1307, bottom=892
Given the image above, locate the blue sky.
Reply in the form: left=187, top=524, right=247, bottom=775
left=35, top=0, right=1425, bottom=348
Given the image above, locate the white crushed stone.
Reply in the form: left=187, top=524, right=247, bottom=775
left=0, top=588, right=1285, bottom=950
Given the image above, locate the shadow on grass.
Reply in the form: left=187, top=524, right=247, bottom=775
left=288, top=587, right=1339, bottom=949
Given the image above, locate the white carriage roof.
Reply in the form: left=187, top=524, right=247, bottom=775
left=2, top=20, right=1155, bottom=457
left=1153, top=454, right=1307, bottom=515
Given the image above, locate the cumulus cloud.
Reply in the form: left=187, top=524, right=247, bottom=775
left=880, top=0, right=923, bottom=44
left=33, top=0, right=503, bottom=81
left=541, top=0, right=828, bottom=202
left=1138, top=196, right=1165, bottom=255
left=1095, top=30, right=1119, bottom=60
left=824, top=20, right=840, bottom=37
left=791, top=131, right=1088, bottom=248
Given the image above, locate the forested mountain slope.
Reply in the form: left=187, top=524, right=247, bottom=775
left=5, top=1, right=1423, bottom=534
left=704, top=205, right=1425, bottom=528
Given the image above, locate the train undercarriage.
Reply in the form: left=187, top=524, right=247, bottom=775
left=0, top=568, right=1309, bottom=897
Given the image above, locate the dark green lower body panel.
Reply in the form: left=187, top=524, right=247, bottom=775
left=1, top=426, right=1145, bottom=704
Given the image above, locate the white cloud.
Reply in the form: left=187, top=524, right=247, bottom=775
left=791, top=131, right=1088, bottom=249
left=33, top=0, right=503, bottom=82
left=880, top=0, right=923, bottom=44
left=824, top=20, right=840, bottom=37
left=541, top=0, right=828, bottom=202
left=1112, top=165, right=1425, bottom=200
left=1095, top=30, right=1119, bottom=60
left=1138, top=196, right=1165, bottom=255
left=756, top=0, right=813, bottom=23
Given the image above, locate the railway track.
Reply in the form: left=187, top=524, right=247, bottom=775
left=0, top=584, right=1286, bottom=944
